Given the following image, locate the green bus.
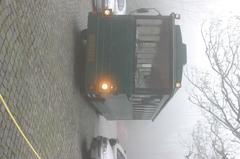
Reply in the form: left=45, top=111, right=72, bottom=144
left=82, top=9, right=187, bottom=120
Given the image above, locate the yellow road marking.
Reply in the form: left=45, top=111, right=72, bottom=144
left=0, top=94, right=43, bottom=159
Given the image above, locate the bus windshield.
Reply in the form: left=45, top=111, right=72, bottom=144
left=134, top=17, right=173, bottom=94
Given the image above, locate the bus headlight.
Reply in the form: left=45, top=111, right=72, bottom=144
left=98, top=80, right=116, bottom=93
left=176, top=82, right=181, bottom=88
left=101, top=82, right=110, bottom=91
left=103, top=9, right=112, bottom=16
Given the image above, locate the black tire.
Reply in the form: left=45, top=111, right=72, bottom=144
left=80, top=29, right=87, bottom=48
left=81, top=29, right=87, bottom=41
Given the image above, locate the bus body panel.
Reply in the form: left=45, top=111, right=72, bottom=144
left=85, top=14, right=135, bottom=96
left=84, top=13, right=186, bottom=120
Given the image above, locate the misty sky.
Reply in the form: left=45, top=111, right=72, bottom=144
left=118, top=0, right=240, bottom=159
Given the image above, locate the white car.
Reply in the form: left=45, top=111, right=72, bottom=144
left=90, top=136, right=127, bottom=159
left=110, top=139, right=127, bottom=159
left=92, top=0, right=126, bottom=15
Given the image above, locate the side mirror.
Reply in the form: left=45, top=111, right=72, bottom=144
left=136, top=8, right=149, bottom=13
left=129, top=8, right=161, bottom=15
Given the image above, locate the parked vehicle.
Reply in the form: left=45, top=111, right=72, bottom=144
left=110, top=139, right=127, bottom=159
left=82, top=8, right=187, bottom=120
left=90, top=136, right=114, bottom=159
left=92, top=0, right=126, bottom=15
left=90, top=136, right=127, bottom=159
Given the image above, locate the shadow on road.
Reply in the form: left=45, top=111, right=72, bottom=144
left=81, top=138, right=90, bottom=159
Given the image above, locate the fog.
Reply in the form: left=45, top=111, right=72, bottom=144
left=117, top=0, right=240, bottom=159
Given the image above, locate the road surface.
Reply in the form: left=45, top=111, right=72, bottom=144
left=0, top=0, right=118, bottom=159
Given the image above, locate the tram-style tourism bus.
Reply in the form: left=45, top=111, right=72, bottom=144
left=81, top=8, right=187, bottom=120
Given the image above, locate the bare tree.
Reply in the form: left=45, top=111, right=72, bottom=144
left=184, top=119, right=235, bottom=159
left=184, top=16, right=240, bottom=158
left=186, top=16, right=240, bottom=141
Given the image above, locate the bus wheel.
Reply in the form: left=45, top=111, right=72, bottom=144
left=81, top=29, right=87, bottom=46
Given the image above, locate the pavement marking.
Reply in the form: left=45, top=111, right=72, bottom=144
left=0, top=94, right=43, bottom=159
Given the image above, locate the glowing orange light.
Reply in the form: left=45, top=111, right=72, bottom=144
left=101, top=83, right=109, bottom=90
left=103, top=9, right=112, bottom=16
left=96, top=78, right=117, bottom=94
